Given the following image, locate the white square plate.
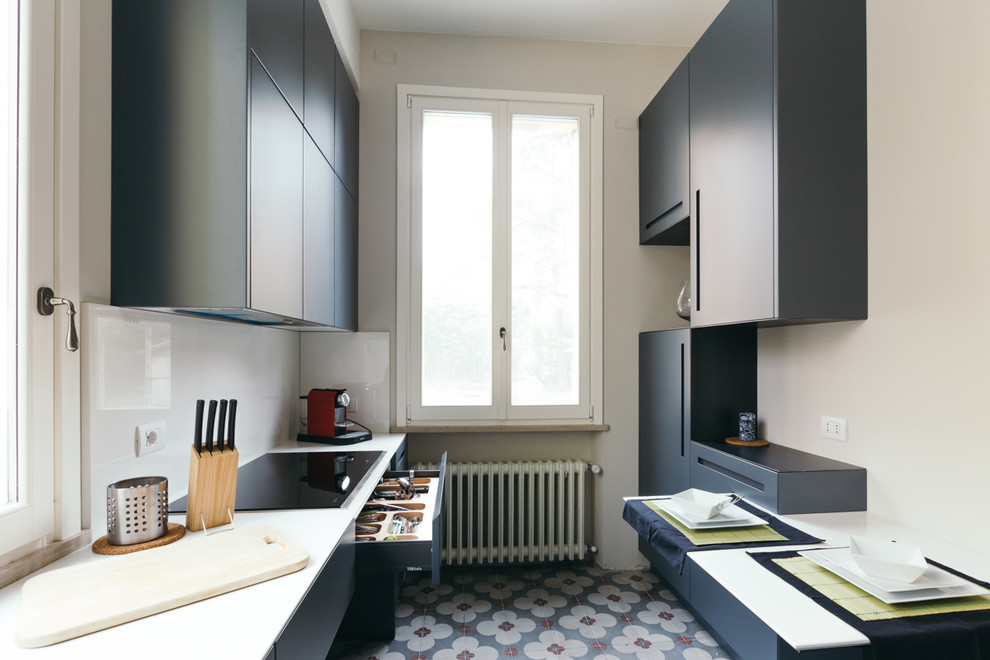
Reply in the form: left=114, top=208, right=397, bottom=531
left=798, top=548, right=988, bottom=604
left=652, top=498, right=766, bottom=530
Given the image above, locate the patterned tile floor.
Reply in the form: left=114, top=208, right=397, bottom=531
left=329, top=563, right=732, bottom=659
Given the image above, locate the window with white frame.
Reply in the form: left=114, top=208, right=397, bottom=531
left=396, top=86, right=603, bottom=426
left=2, top=0, right=82, bottom=568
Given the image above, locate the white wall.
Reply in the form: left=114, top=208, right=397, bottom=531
left=758, top=0, right=990, bottom=557
left=83, top=305, right=299, bottom=531
left=356, top=30, right=691, bottom=568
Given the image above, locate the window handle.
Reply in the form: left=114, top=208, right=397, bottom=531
left=37, top=287, right=79, bottom=352
left=499, top=326, right=507, bottom=351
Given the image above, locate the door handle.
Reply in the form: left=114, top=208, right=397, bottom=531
left=37, top=287, right=79, bottom=352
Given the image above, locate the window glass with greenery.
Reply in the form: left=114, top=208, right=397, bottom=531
left=397, top=86, right=602, bottom=426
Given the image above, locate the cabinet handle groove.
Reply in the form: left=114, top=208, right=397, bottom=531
left=679, top=342, right=685, bottom=458
left=694, top=190, right=701, bottom=311
left=645, top=200, right=685, bottom=230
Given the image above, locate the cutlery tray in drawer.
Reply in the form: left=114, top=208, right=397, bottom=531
left=354, top=453, right=446, bottom=579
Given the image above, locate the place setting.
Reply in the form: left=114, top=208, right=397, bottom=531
left=622, top=488, right=823, bottom=572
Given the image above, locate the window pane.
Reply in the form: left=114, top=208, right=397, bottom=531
left=420, top=111, right=493, bottom=406
left=511, top=115, right=580, bottom=406
left=1, top=1, right=17, bottom=507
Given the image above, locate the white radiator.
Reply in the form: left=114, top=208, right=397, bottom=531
left=414, top=460, right=591, bottom=566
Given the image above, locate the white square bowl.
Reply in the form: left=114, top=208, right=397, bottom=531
left=848, top=535, right=928, bottom=583
left=669, top=488, right=732, bottom=521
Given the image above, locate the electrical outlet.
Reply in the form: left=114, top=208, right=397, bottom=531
left=136, top=420, right=166, bottom=456
left=821, top=415, right=847, bottom=442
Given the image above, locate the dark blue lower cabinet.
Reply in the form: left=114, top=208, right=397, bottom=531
left=273, top=523, right=356, bottom=659
left=686, top=560, right=868, bottom=660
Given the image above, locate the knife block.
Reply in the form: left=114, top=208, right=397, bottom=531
left=185, top=446, right=239, bottom=532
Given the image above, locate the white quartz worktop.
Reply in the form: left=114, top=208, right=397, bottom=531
left=687, top=507, right=990, bottom=653
left=0, top=434, right=406, bottom=660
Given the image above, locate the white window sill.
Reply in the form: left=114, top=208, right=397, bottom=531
left=391, top=423, right=610, bottom=434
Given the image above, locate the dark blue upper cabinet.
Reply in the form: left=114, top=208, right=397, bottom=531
left=334, top=49, right=359, bottom=198
left=639, top=56, right=690, bottom=246
left=304, top=0, right=336, bottom=166
left=685, top=0, right=867, bottom=327
left=248, top=0, right=305, bottom=120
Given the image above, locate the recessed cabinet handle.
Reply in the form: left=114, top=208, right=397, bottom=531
left=37, top=287, right=79, bottom=352
left=694, top=189, right=701, bottom=312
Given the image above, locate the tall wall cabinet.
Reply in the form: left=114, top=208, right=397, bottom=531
left=111, top=0, right=359, bottom=329
left=639, top=0, right=867, bottom=327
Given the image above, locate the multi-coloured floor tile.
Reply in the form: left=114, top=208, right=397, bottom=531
left=330, top=563, right=731, bottom=659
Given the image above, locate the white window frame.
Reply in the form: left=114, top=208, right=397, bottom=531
left=396, top=84, right=603, bottom=428
left=1, top=0, right=83, bottom=565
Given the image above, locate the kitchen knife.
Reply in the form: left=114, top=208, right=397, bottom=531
left=217, top=399, right=228, bottom=452
left=194, top=399, right=205, bottom=455
left=205, top=399, right=217, bottom=453
left=227, top=399, right=237, bottom=450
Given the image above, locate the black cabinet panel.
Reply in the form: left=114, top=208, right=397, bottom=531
left=334, top=49, right=359, bottom=197
left=639, top=56, right=690, bottom=246
left=639, top=329, right=691, bottom=496
left=304, top=0, right=336, bottom=165
left=638, top=326, right=755, bottom=498
left=303, top=136, right=336, bottom=326
left=689, top=0, right=775, bottom=325
left=250, top=56, right=304, bottom=319
left=249, top=0, right=305, bottom=120
left=685, top=0, right=866, bottom=327
left=274, top=524, right=355, bottom=659
left=334, top=175, right=358, bottom=331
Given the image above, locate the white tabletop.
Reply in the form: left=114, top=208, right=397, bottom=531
left=686, top=508, right=990, bottom=652
left=0, top=434, right=406, bottom=660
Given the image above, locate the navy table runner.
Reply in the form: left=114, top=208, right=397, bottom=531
left=622, top=498, right=823, bottom=573
left=751, top=550, right=990, bottom=660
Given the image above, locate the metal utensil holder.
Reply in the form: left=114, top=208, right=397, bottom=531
left=106, top=476, right=169, bottom=545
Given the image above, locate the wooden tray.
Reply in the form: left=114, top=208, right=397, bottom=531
left=16, top=524, right=308, bottom=648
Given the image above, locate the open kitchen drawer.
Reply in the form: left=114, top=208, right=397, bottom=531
left=354, top=451, right=446, bottom=581
left=340, top=453, right=446, bottom=642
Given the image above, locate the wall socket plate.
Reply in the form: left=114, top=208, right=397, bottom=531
left=136, top=420, right=166, bottom=456
left=821, top=415, right=847, bottom=441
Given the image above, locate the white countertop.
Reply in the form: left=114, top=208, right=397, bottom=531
left=686, top=507, right=990, bottom=653
left=0, top=434, right=406, bottom=660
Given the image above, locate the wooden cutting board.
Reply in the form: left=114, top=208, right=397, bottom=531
left=15, top=524, right=309, bottom=648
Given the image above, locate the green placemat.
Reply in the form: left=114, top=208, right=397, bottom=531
left=644, top=499, right=785, bottom=546
left=772, top=556, right=990, bottom=622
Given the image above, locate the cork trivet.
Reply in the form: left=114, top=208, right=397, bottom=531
left=92, top=522, right=186, bottom=555
left=725, top=436, right=770, bottom=447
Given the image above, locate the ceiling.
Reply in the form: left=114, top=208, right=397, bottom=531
left=350, top=0, right=729, bottom=48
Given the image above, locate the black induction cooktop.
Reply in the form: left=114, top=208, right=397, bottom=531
left=169, top=450, right=384, bottom=513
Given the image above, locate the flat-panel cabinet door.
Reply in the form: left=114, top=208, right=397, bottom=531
left=304, top=0, right=335, bottom=165
left=303, top=135, right=335, bottom=326
left=248, top=0, right=304, bottom=119
left=639, top=56, right=690, bottom=246
left=334, top=50, right=359, bottom=197
left=250, top=56, right=304, bottom=319
left=690, top=0, right=775, bottom=327
left=334, top=174, right=358, bottom=331
left=639, top=329, right=690, bottom=496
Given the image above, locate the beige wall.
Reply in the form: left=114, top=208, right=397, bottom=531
left=759, top=0, right=990, bottom=556
left=356, top=31, right=691, bottom=568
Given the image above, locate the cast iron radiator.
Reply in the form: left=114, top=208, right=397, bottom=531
left=413, top=460, right=595, bottom=566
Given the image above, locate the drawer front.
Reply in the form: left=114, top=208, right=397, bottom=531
left=356, top=453, right=446, bottom=582
left=690, top=441, right=779, bottom=511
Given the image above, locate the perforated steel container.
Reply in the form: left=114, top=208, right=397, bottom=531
left=106, top=476, right=168, bottom=545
